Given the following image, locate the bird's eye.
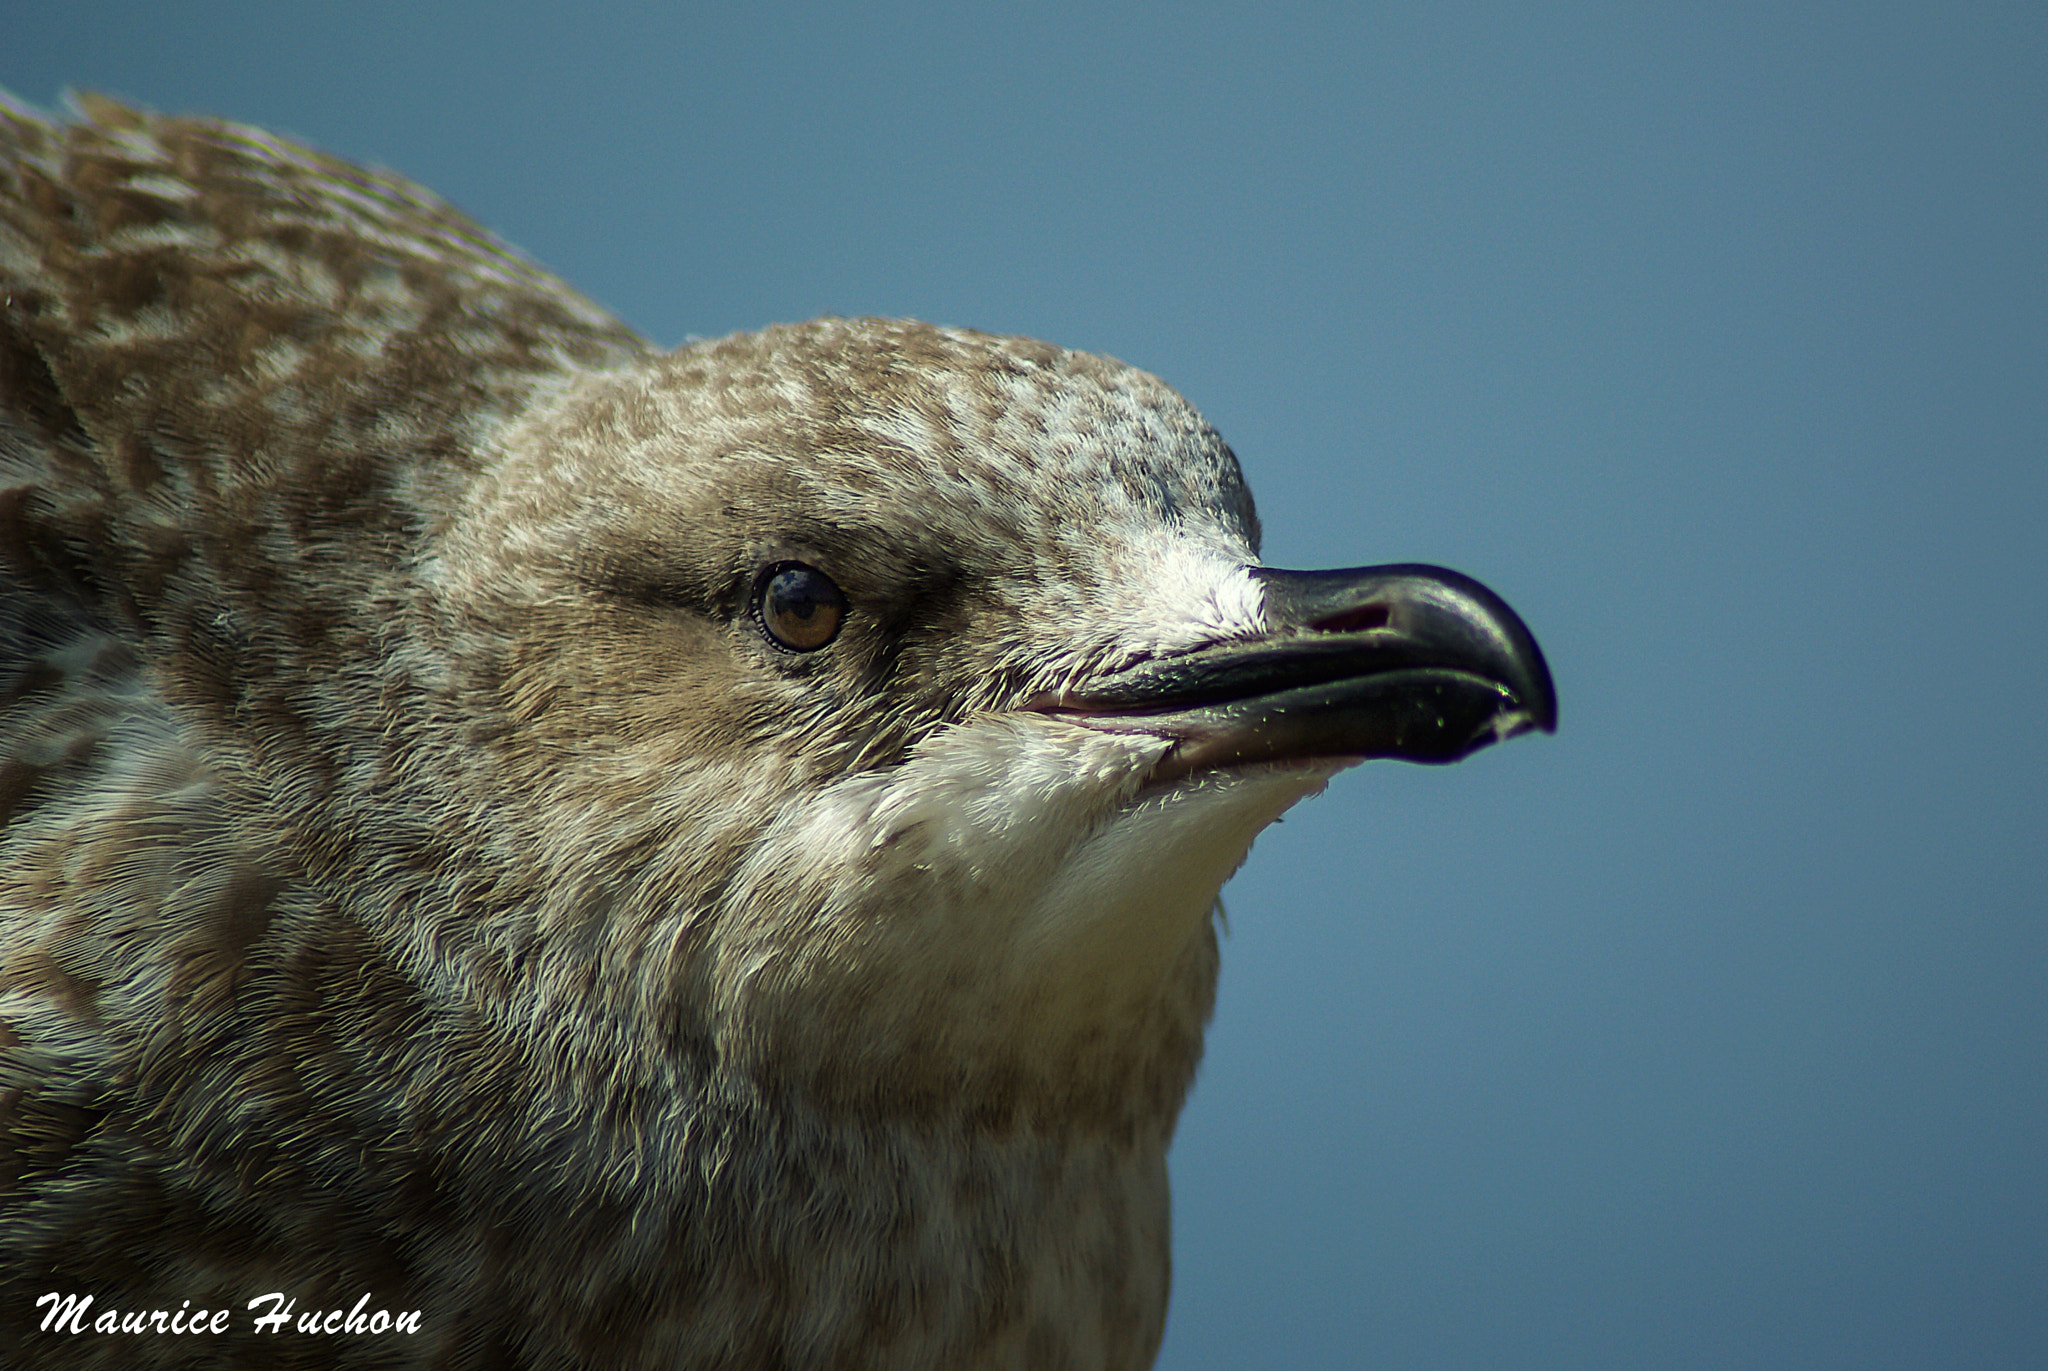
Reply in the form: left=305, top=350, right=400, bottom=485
left=754, top=562, right=846, bottom=652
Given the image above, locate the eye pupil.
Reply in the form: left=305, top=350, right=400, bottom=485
left=757, top=563, right=846, bottom=652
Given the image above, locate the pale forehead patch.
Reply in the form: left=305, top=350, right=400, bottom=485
left=1074, top=533, right=1269, bottom=660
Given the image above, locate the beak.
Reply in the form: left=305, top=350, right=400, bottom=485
left=1044, top=564, right=1556, bottom=785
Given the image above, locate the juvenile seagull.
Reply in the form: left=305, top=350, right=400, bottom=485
left=0, top=95, right=1554, bottom=1370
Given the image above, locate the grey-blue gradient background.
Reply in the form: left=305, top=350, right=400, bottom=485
left=8, top=4, right=2044, bottom=1366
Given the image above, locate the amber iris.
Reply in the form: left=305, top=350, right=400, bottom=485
left=756, top=563, right=846, bottom=651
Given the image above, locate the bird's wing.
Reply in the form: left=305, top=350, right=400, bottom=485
left=0, top=94, right=646, bottom=1276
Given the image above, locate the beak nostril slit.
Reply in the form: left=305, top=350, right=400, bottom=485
left=1311, top=603, right=1391, bottom=634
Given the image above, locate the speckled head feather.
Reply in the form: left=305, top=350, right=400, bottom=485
left=0, top=94, right=1551, bottom=1370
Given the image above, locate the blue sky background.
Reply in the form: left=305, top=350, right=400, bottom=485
left=8, top=4, right=2045, bottom=1367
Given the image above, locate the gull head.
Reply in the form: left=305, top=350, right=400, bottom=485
left=419, top=316, right=1555, bottom=1130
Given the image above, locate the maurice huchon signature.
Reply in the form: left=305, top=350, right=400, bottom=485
left=36, top=1291, right=423, bottom=1337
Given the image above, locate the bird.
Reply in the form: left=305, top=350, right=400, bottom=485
left=0, top=92, right=1554, bottom=1370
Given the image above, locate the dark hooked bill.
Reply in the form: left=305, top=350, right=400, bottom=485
left=1037, top=564, right=1556, bottom=785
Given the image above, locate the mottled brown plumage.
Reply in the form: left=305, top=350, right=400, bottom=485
left=0, top=94, right=1552, bottom=1368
